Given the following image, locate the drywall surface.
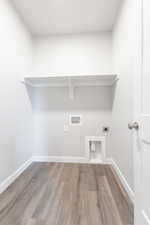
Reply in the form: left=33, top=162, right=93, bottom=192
left=32, top=32, right=112, bottom=76
left=111, top=0, right=135, bottom=190
left=0, top=0, right=33, bottom=185
left=30, top=32, right=113, bottom=159
left=30, top=86, right=112, bottom=158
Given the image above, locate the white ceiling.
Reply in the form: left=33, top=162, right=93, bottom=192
left=12, top=0, right=121, bottom=36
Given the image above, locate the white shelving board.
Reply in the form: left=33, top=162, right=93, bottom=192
left=23, top=75, right=118, bottom=99
left=23, top=75, right=118, bottom=88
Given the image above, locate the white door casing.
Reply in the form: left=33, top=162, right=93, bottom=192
left=134, top=0, right=150, bottom=224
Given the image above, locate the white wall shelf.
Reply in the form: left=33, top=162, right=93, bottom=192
left=23, top=75, right=118, bottom=88
left=22, top=75, right=118, bottom=100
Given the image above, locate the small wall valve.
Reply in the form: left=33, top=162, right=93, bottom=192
left=102, top=126, right=109, bottom=133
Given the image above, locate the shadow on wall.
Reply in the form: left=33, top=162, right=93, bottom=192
left=26, top=85, right=114, bottom=112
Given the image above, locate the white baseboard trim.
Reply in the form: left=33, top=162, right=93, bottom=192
left=32, top=156, right=88, bottom=163
left=142, top=210, right=150, bottom=225
left=110, top=158, right=135, bottom=203
left=105, top=158, right=113, bottom=164
left=32, top=156, right=112, bottom=164
left=0, top=158, right=33, bottom=194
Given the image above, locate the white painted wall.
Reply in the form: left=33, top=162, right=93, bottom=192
left=32, top=32, right=112, bottom=76
left=0, top=0, right=33, bottom=185
left=33, top=110, right=112, bottom=159
left=111, top=0, right=135, bottom=190
left=29, top=32, right=113, bottom=159
left=29, top=86, right=112, bottom=158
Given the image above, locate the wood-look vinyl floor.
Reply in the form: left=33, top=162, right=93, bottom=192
left=0, top=163, right=134, bottom=225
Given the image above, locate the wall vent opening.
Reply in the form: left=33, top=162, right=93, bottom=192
left=70, top=115, right=82, bottom=126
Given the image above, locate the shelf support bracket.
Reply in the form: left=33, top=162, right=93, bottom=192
left=68, top=77, right=74, bottom=100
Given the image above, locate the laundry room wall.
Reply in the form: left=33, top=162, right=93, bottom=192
left=29, top=85, right=113, bottom=159
left=0, top=0, right=33, bottom=188
left=30, top=32, right=113, bottom=160
left=32, top=32, right=112, bottom=76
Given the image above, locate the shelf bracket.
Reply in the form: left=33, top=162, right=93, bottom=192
left=68, top=77, right=74, bottom=100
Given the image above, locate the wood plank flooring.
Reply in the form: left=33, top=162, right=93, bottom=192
left=0, top=163, right=134, bottom=225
